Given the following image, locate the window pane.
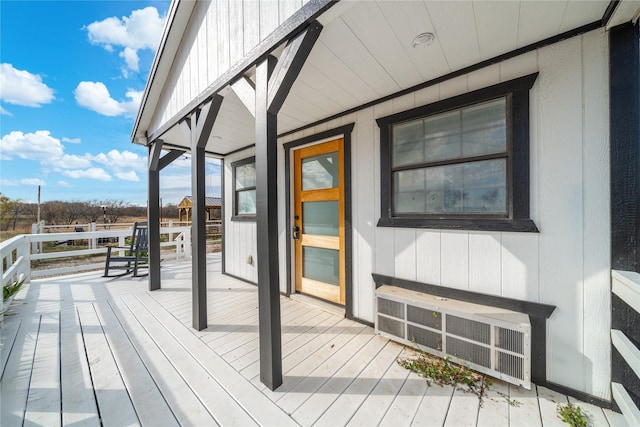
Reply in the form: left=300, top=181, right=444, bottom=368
left=462, top=98, right=506, bottom=156
left=302, top=152, right=339, bottom=190
left=236, top=163, right=256, bottom=190
left=303, top=201, right=339, bottom=236
left=393, top=159, right=506, bottom=215
left=393, top=120, right=424, bottom=167
left=303, top=246, right=339, bottom=285
left=394, top=169, right=426, bottom=213
left=392, top=98, right=507, bottom=166
left=237, top=189, right=256, bottom=215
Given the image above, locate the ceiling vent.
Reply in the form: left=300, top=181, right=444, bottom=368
left=375, top=285, right=531, bottom=389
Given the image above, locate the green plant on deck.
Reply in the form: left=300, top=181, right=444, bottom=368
left=3, top=275, right=27, bottom=302
left=557, top=402, right=589, bottom=427
left=398, top=350, right=491, bottom=401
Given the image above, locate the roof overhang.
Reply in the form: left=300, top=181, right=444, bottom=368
left=132, top=0, right=640, bottom=156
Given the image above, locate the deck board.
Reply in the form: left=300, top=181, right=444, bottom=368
left=122, top=295, right=259, bottom=426
left=1, top=315, right=41, bottom=427
left=94, top=300, right=179, bottom=426
left=77, top=303, right=140, bottom=426
left=0, top=254, right=622, bottom=426
left=59, top=307, right=101, bottom=426
left=108, top=297, right=219, bottom=426
left=23, top=312, right=61, bottom=427
left=1, top=317, right=21, bottom=379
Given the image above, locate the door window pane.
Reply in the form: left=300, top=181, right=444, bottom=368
left=302, top=152, right=339, bottom=190
left=303, top=201, right=339, bottom=236
left=303, top=246, right=339, bottom=285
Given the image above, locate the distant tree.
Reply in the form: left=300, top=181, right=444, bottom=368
left=102, top=200, right=128, bottom=224
left=0, top=194, right=22, bottom=230
left=40, top=201, right=67, bottom=225
left=60, top=201, right=84, bottom=224
left=163, top=203, right=178, bottom=219
left=80, top=201, right=103, bottom=223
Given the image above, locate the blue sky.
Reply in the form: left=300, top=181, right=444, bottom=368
left=0, top=0, right=220, bottom=206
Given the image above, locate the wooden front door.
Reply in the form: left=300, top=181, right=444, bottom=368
left=293, top=138, right=345, bottom=305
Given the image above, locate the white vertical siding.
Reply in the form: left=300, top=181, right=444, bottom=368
left=220, top=28, right=610, bottom=399
left=223, top=148, right=258, bottom=284
left=151, top=0, right=308, bottom=132
left=274, top=29, right=610, bottom=399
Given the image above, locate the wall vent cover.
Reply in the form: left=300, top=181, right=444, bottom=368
left=375, top=285, right=531, bottom=389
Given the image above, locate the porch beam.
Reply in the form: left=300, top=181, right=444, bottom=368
left=180, top=95, right=223, bottom=331
left=255, top=21, right=322, bottom=391
left=267, top=21, right=322, bottom=113
left=231, top=76, right=256, bottom=117
left=148, top=140, right=163, bottom=291
left=158, top=149, right=185, bottom=171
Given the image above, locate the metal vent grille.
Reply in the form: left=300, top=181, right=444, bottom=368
left=496, top=326, right=524, bottom=354
left=378, top=297, right=404, bottom=318
left=408, top=324, right=441, bottom=350
left=496, top=350, right=524, bottom=380
left=375, top=286, right=531, bottom=389
left=378, top=316, right=404, bottom=339
left=447, top=336, right=491, bottom=368
left=446, top=315, right=491, bottom=344
left=407, top=306, right=441, bottom=330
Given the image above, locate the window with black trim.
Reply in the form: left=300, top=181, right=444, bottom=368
left=376, top=73, right=538, bottom=232
left=231, top=156, right=256, bottom=221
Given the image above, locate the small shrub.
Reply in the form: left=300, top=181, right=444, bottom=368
left=3, top=275, right=27, bottom=301
left=557, top=402, right=588, bottom=427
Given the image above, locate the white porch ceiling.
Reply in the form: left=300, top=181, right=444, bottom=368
left=163, top=0, right=618, bottom=155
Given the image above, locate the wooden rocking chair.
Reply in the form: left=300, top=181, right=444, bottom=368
left=103, top=221, right=149, bottom=277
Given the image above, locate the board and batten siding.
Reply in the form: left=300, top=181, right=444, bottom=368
left=223, top=148, right=258, bottom=284
left=278, top=28, right=611, bottom=400
left=149, top=0, right=309, bottom=133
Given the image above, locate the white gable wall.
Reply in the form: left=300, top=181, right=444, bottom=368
left=149, top=0, right=308, bottom=134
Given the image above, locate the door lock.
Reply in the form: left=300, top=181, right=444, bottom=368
left=292, top=225, right=300, bottom=240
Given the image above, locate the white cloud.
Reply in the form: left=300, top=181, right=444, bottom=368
left=21, top=178, right=46, bottom=186
left=115, top=171, right=139, bottom=182
left=62, top=137, right=81, bottom=144
left=48, top=154, right=93, bottom=170
left=90, top=149, right=145, bottom=170
left=57, top=181, right=73, bottom=188
left=0, top=63, right=55, bottom=107
left=74, top=81, right=141, bottom=117
left=1, top=178, right=46, bottom=186
left=0, top=130, right=64, bottom=160
left=62, top=168, right=112, bottom=181
left=86, top=7, right=165, bottom=74
left=1, top=106, right=12, bottom=116
left=120, top=47, right=139, bottom=72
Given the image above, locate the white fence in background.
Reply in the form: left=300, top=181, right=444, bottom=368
left=1, top=225, right=193, bottom=286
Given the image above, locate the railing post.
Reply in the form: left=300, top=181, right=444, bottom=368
left=169, top=221, right=174, bottom=243
left=185, top=228, right=191, bottom=260
left=17, top=236, right=31, bottom=282
left=90, top=222, right=97, bottom=249
left=31, top=223, right=38, bottom=253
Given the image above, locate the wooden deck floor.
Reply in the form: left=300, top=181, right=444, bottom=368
left=1, top=254, right=626, bottom=426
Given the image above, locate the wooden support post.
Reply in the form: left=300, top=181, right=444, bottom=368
left=180, top=95, right=223, bottom=331
left=254, top=21, right=322, bottom=391
left=148, top=141, right=163, bottom=291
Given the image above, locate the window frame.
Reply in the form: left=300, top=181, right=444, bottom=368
left=231, top=156, right=257, bottom=221
left=376, top=73, right=539, bottom=232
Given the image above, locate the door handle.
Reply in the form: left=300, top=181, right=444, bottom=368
left=292, top=226, right=300, bottom=240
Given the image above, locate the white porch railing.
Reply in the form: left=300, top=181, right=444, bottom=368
left=1, top=225, right=192, bottom=283
left=611, top=269, right=640, bottom=426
